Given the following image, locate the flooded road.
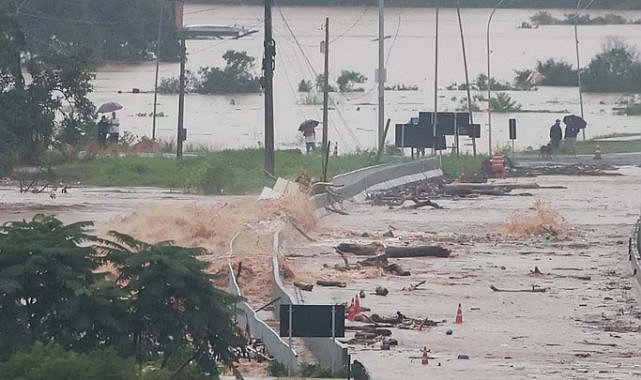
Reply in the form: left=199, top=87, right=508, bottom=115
left=282, top=166, right=641, bottom=379
left=91, top=5, right=641, bottom=153
left=0, top=184, right=242, bottom=226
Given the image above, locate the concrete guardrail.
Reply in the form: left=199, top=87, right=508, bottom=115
left=227, top=231, right=299, bottom=373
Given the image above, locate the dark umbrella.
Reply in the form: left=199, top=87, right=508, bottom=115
left=97, top=102, right=123, bottom=114
left=298, top=119, right=320, bottom=132
left=563, top=115, right=587, bottom=130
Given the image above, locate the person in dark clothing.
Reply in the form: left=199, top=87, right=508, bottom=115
left=564, top=122, right=579, bottom=156
left=549, top=119, right=563, bottom=155
left=97, top=115, right=109, bottom=147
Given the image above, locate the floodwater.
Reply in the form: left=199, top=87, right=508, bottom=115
left=90, top=5, right=641, bottom=153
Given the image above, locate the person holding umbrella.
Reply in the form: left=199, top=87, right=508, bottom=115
left=108, top=111, right=120, bottom=144
left=298, top=119, right=319, bottom=153
left=97, top=102, right=123, bottom=145
left=562, top=114, right=586, bottom=156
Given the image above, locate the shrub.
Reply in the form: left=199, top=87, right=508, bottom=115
left=267, top=360, right=288, bottom=377
left=298, top=79, right=313, bottom=92
left=336, top=70, right=367, bottom=92
left=0, top=343, right=136, bottom=380
left=490, top=92, right=521, bottom=112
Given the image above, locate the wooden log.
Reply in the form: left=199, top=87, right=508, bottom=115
left=410, top=198, right=443, bottom=209
left=358, top=255, right=388, bottom=267
left=384, top=263, right=410, bottom=276
left=337, top=243, right=384, bottom=256
left=385, top=246, right=450, bottom=258
left=316, top=280, right=347, bottom=288
left=294, top=282, right=314, bottom=291
left=490, top=285, right=546, bottom=293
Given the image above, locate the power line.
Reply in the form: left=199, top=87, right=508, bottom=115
left=330, top=6, right=370, bottom=43
left=274, top=3, right=363, bottom=149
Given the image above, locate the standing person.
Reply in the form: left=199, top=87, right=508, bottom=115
left=564, top=120, right=579, bottom=156
left=108, top=111, right=120, bottom=144
left=97, top=115, right=109, bottom=147
left=303, top=127, right=316, bottom=153
left=549, top=119, right=563, bottom=156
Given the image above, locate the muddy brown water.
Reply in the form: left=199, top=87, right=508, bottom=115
left=92, top=5, right=641, bottom=154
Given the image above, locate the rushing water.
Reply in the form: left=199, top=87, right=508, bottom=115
left=90, top=5, right=641, bottom=154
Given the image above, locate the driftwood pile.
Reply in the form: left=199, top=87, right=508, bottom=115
left=327, top=243, right=451, bottom=277
left=367, top=175, right=567, bottom=206
left=508, top=163, right=620, bottom=177
left=345, top=311, right=442, bottom=345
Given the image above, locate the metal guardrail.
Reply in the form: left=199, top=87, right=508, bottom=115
left=631, top=218, right=641, bottom=286
left=227, top=231, right=299, bottom=373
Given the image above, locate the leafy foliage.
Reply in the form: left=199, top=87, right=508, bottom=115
left=530, top=11, right=635, bottom=26
left=160, top=51, right=261, bottom=94
left=336, top=70, right=367, bottom=92
left=0, top=342, right=137, bottom=380
left=0, top=215, right=125, bottom=360
left=184, top=0, right=641, bottom=9
left=101, top=232, right=237, bottom=371
left=14, top=0, right=180, bottom=63
left=583, top=41, right=641, bottom=93
left=297, top=79, right=313, bottom=92
left=0, top=3, right=96, bottom=172
left=536, top=59, right=578, bottom=86
left=0, top=215, right=238, bottom=376
left=490, top=92, right=521, bottom=112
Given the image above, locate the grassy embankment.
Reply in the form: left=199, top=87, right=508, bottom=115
left=52, top=149, right=489, bottom=194
left=574, top=133, right=641, bottom=155
left=520, top=133, right=641, bottom=155
left=440, top=154, right=488, bottom=177
left=55, top=149, right=395, bottom=194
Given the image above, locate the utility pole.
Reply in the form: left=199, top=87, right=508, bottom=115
left=321, top=17, right=330, bottom=180
left=263, top=0, right=276, bottom=176
left=432, top=6, right=439, bottom=155
left=377, top=0, right=385, bottom=153
left=574, top=0, right=586, bottom=141
left=152, top=4, right=164, bottom=141
left=456, top=4, right=476, bottom=156
left=176, top=36, right=186, bottom=159
left=487, top=0, right=505, bottom=156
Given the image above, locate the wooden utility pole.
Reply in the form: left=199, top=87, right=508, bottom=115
left=177, top=36, right=186, bottom=159
left=574, top=0, right=586, bottom=141
left=377, top=0, right=385, bottom=153
left=432, top=6, right=439, bottom=155
left=321, top=17, right=330, bottom=180
left=152, top=4, right=164, bottom=140
left=263, top=0, right=275, bottom=176
left=457, top=4, right=476, bottom=156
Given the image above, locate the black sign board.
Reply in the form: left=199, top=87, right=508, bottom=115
left=459, top=123, right=481, bottom=138
left=279, top=304, right=345, bottom=338
left=395, top=124, right=434, bottom=148
left=418, top=112, right=470, bottom=136
left=509, top=118, right=517, bottom=140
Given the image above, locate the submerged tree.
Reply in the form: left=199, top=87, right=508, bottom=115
left=336, top=70, right=367, bottom=92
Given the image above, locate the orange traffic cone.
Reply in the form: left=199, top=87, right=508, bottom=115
left=421, top=347, right=430, bottom=365
left=455, top=303, right=463, bottom=324
left=354, top=295, right=361, bottom=314
left=347, top=298, right=356, bottom=321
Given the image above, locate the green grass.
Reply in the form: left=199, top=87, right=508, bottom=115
left=54, top=149, right=392, bottom=194
left=575, top=139, right=641, bottom=155
left=440, top=154, right=488, bottom=177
